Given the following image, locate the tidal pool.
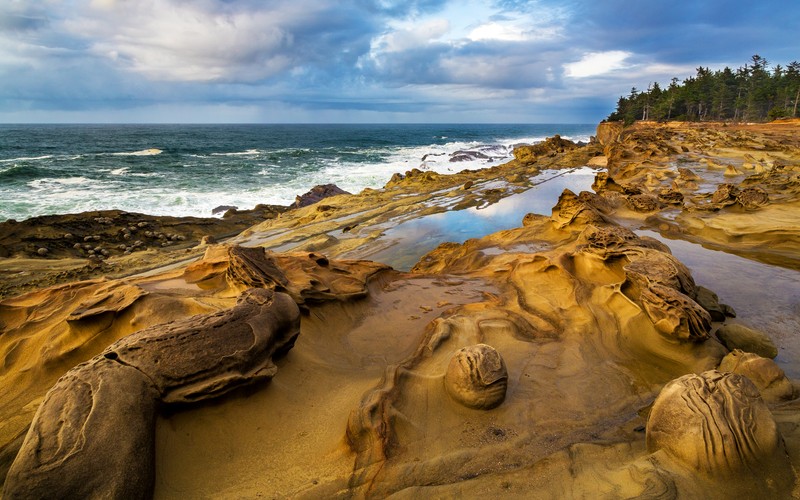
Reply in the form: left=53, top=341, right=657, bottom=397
left=639, top=230, right=800, bottom=378
left=357, top=168, right=598, bottom=270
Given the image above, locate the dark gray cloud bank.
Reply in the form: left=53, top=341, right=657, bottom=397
left=0, top=0, right=797, bottom=123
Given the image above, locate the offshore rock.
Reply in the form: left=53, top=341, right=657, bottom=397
left=3, top=288, right=300, bottom=499
left=444, top=344, right=508, bottom=410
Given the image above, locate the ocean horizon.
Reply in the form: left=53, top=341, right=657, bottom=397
left=0, top=123, right=596, bottom=222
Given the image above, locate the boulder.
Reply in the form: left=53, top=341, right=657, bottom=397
left=3, top=288, right=301, bottom=499
left=719, top=350, right=795, bottom=402
left=646, top=371, right=792, bottom=493
left=716, top=323, right=778, bottom=359
left=444, top=344, right=508, bottom=410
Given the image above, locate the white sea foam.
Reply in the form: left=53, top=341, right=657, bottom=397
left=0, top=155, right=54, bottom=163
left=210, top=149, right=261, bottom=156
left=111, top=148, right=162, bottom=156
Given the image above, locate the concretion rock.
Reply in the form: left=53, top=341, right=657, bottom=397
left=444, top=344, right=508, bottom=410
left=3, top=288, right=300, bottom=499
left=646, top=371, right=790, bottom=480
left=716, top=323, right=778, bottom=359
left=719, top=350, right=795, bottom=402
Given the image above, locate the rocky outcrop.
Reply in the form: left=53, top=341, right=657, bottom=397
left=291, top=184, right=350, bottom=209
left=595, top=121, right=624, bottom=147
left=512, top=135, right=578, bottom=165
left=3, top=288, right=300, bottom=499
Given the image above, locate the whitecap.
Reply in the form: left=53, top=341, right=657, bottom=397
left=111, top=148, right=163, bottom=156
left=0, top=155, right=54, bottom=163
left=28, top=176, right=92, bottom=188
left=210, top=149, right=260, bottom=156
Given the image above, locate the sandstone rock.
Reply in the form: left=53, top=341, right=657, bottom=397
left=444, top=344, right=508, bottom=410
left=595, top=121, right=624, bottom=146
left=626, top=194, right=659, bottom=212
left=513, top=135, right=578, bottom=164
left=647, top=371, right=791, bottom=481
left=694, top=285, right=735, bottom=322
left=723, top=165, right=743, bottom=176
left=550, top=189, right=608, bottom=228
left=3, top=288, right=300, bottom=499
left=291, top=184, right=351, bottom=209
left=716, top=323, right=778, bottom=358
left=711, top=183, right=740, bottom=206
left=719, top=350, right=795, bottom=402
left=638, top=282, right=711, bottom=342
left=657, top=188, right=684, bottom=205
left=736, top=186, right=768, bottom=209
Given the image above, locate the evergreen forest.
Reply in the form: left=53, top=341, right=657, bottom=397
left=606, top=55, right=800, bottom=124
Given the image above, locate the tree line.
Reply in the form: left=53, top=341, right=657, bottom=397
left=606, top=55, right=800, bottom=124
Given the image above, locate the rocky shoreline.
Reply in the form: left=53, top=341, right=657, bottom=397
left=1, top=121, right=799, bottom=498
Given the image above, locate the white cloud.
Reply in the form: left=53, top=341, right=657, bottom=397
left=563, top=51, right=631, bottom=78
left=373, top=19, right=450, bottom=54
left=61, top=1, right=310, bottom=82
left=468, top=22, right=528, bottom=42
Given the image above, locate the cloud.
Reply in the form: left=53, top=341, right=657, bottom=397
left=0, top=0, right=798, bottom=123
left=564, top=51, right=632, bottom=78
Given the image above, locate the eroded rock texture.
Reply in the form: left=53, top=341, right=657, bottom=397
left=646, top=371, right=793, bottom=496
left=444, top=344, right=508, bottom=410
left=3, top=288, right=300, bottom=499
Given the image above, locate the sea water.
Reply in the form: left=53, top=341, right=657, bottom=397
left=0, top=124, right=595, bottom=222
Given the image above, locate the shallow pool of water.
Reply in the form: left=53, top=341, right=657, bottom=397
left=357, top=168, right=598, bottom=270
left=639, top=230, right=800, bottom=378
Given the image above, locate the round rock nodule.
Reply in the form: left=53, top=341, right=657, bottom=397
left=646, top=370, right=787, bottom=475
left=444, top=344, right=508, bottom=410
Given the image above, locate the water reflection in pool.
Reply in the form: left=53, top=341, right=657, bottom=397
left=639, top=230, right=800, bottom=378
left=359, top=168, right=598, bottom=270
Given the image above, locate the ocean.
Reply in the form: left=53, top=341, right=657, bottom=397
left=0, top=123, right=595, bottom=222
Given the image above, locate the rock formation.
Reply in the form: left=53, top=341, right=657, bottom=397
left=646, top=370, right=794, bottom=497
left=3, top=288, right=300, bottom=499
left=444, top=344, right=508, bottom=409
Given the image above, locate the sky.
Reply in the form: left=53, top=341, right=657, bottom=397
left=0, top=0, right=798, bottom=123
